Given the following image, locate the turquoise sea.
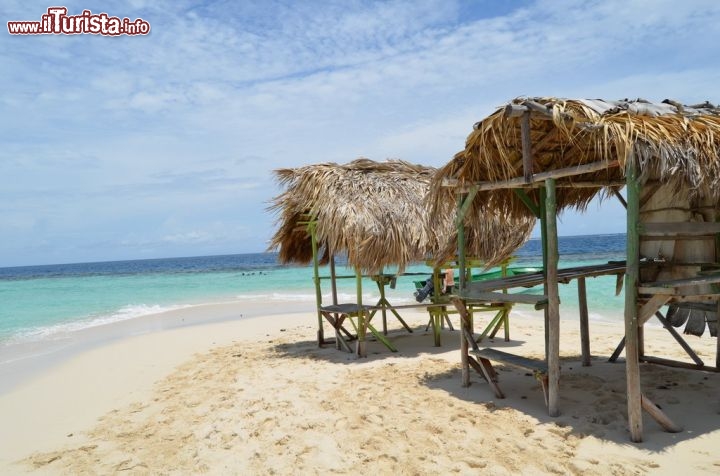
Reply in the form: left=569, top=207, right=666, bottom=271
left=0, top=233, right=627, bottom=349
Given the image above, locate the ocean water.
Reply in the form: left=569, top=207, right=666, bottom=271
left=0, top=234, right=627, bottom=348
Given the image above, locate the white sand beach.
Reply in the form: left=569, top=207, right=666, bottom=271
left=1, top=302, right=719, bottom=474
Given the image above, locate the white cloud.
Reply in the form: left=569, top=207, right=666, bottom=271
left=1, top=0, right=720, bottom=265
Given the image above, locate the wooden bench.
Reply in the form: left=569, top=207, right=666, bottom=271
left=470, top=348, right=549, bottom=406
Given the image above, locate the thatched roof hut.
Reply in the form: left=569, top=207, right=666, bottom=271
left=268, top=158, right=533, bottom=274
left=430, top=97, right=720, bottom=228
left=433, top=97, right=720, bottom=442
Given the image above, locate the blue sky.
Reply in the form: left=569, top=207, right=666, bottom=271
left=1, top=0, right=719, bottom=267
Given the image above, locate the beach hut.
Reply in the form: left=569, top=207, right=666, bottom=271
left=430, top=97, right=720, bottom=442
left=268, top=158, right=533, bottom=356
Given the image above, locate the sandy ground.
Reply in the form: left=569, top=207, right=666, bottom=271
left=1, top=302, right=720, bottom=475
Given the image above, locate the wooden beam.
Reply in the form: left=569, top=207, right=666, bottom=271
left=638, top=294, right=671, bottom=325
left=613, top=189, right=628, bottom=209
left=609, top=336, right=625, bottom=362
left=557, top=180, right=627, bottom=188
left=625, top=159, right=643, bottom=443
left=455, top=186, right=479, bottom=227
left=641, top=394, right=682, bottom=433
left=521, top=111, right=534, bottom=183
left=513, top=189, right=540, bottom=217
left=642, top=273, right=720, bottom=289
left=654, top=311, right=704, bottom=366
left=641, top=222, right=720, bottom=236
left=441, top=159, right=619, bottom=191
left=545, top=177, right=561, bottom=417
left=504, top=103, right=529, bottom=118
left=640, top=355, right=716, bottom=371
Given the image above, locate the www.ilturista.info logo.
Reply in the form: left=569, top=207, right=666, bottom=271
left=7, top=7, right=150, bottom=36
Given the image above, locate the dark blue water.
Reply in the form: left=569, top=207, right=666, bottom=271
left=0, top=253, right=285, bottom=281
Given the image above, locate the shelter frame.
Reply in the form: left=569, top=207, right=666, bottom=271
left=441, top=98, right=720, bottom=442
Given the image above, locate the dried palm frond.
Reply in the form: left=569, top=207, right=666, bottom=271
left=268, top=158, right=534, bottom=273
left=429, top=97, right=720, bottom=224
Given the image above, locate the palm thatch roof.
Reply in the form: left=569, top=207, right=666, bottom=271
left=430, top=97, right=720, bottom=222
left=268, top=158, right=534, bottom=273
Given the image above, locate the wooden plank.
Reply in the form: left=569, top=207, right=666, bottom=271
left=441, top=159, right=619, bottom=190
left=521, top=111, right=534, bottom=183
left=641, top=222, right=720, bottom=236
left=641, top=273, right=720, bottom=289
left=578, top=277, right=591, bottom=366
left=609, top=336, right=626, bottom=362
left=641, top=235, right=718, bottom=242
left=641, top=394, right=682, bottom=433
left=545, top=177, right=561, bottom=417
left=640, top=355, right=716, bottom=371
left=476, top=357, right=505, bottom=398
left=638, top=294, right=671, bottom=325
left=556, top=180, right=627, bottom=188
left=472, top=348, right=548, bottom=373
left=625, top=160, right=643, bottom=442
left=654, top=311, right=704, bottom=366
left=460, top=290, right=548, bottom=306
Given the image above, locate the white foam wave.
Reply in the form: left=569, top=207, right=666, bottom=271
left=8, top=303, right=192, bottom=344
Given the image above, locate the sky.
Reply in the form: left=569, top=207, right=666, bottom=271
left=1, top=0, right=719, bottom=267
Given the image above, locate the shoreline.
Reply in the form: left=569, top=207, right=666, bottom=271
left=0, top=298, right=316, bottom=395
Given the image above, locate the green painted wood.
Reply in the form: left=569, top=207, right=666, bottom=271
left=355, top=265, right=367, bottom=357
left=455, top=186, right=479, bottom=227
left=308, top=221, right=324, bottom=345
left=457, top=192, right=467, bottom=293
left=513, top=189, right=540, bottom=217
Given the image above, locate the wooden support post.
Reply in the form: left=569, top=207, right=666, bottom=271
left=625, top=159, right=643, bottom=442
left=355, top=266, right=367, bottom=358
left=545, top=178, right=561, bottom=417
left=578, top=277, right=591, bottom=366
left=717, top=300, right=720, bottom=369
left=456, top=191, right=470, bottom=386
left=453, top=297, right=471, bottom=387
left=378, top=269, right=388, bottom=335
left=330, top=255, right=338, bottom=306
left=309, top=221, right=324, bottom=346
left=540, top=187, right=549, bottom=359
left=521, top=111, right=534, bottom=183
left=457, top=193, right=468, bottom=293
left=716, top=214, right=720, bottom=369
